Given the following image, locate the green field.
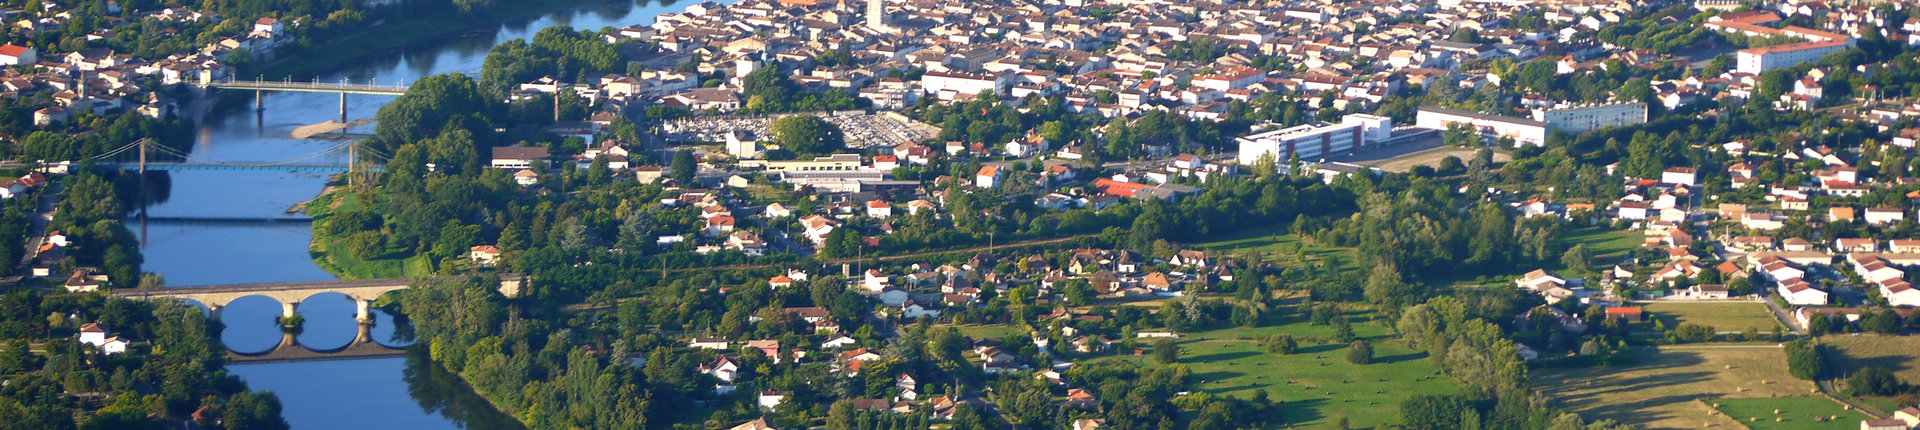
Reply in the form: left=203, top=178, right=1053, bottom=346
left=1710, top=397, right=1871, bottom=430
left=1561, top=226, right=1642, bottom=262
left=1194, top=228, right=1361, bottom=273
left=1642, top=302, right=1784, bottom=333
left=1090, top=309, right=1460, bottom=429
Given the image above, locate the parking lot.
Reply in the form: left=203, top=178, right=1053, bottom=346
left=661, top=111, right=940, bottom=149
left=1327, top=130, right=1511, bottom=172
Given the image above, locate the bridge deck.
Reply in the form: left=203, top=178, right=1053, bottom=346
left=117, top=274, right=523, bottom=296
left=207, top=81, right=410, bottom=95
left=116, top=277, right=414, bottom=296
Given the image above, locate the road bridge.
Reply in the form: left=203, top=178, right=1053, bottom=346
left=205, top=77, right=411, bottom=123
left=116, top=275, right=523, bottom=321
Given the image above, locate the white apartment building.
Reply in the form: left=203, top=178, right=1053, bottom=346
left=922, top=70, right=1010, bottom=99
left=1416, top=106, right=1548, bottom=146
left=1237, top=114, right=1392, bottom=168
left=1736, top=40, right=1847, bottom=74
left=1532, top=102, right=1647, bottom=133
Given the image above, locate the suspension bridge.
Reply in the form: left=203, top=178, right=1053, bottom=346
left=84, top=138, right=390, bottom=174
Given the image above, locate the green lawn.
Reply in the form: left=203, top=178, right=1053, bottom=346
left=314, top=235, right=416, bottom=279
left=944, top=324, right=1024, bottom=340
left=1194, top=227, right=1361, bottom=273
left=1710, top=397, right=1871, bottom=430
left=1561, top=226, right=1642, bottom=263
left=1641, top=302, right=1783, bottom=332
left=1090, top=310, right=1460, bottom=429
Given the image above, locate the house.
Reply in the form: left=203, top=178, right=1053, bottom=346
left=822, top=335, right=857, bottom=349
left=1064, top=388, right=1099, bottom=408
left=1778, top=279, right=1829, bottom=305
left=730, top=418, right=777, bottom=430
left=1604, top=306, right=1644, bottom=322
left=1892, top=407, right=1920, bottom=428
left=1795, top=307, right=1863, bottom=329
left=866, top=200, right=892, bottom=218
left=702, top=356, right=741, bottom=382
left=513, top=169, right=539, bottom=185
left=1866, top=208, right=1905, bottom=225
left=491, top=146, right=551, bottom=169
left=706, top=216, right=736, bottom=237
left=976, top=165, right=1002, bottom=188
left=98, top=337, right=129, bottom=355
left=78, top=323, right=107, bottom=346
left=1618, top=202, right=1649, bottom=220
left=469, top=245, right=500, bottom=266
left=1891, top=240, right=1920, bottom=253
left=757, top=391, right=787, bottom=410
left=1516, top=267, right=1568, bottom=290
left=1170, top=250, right=1210, bottom=268
left=1661, top=167, right=1697, bottom=185
left=253, top=17, right=284, bottom=34
left=690, top=337, right=730, bottom=350
left=1836, top=238, right=1876, bottom=252
left=0, top=44, right=36, bottom=65
left=64, top=271, right=102, bottom=292
left=1075, top=419, right=1106, bottom=430
left=1686, top=284, right=1729, bottom=299
left=1861, top=419, right=1907, bottom=430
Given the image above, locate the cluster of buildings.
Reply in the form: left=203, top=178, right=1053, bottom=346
left=0, top=7, right=307, bottom=125
left=1410, top=102, right=1647, bottom=147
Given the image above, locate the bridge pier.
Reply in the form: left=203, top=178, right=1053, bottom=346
left=281, top=301, right=298, bottom=319
left=355, top=299, right=373, bottom=323
left=209, top=304, right=224, bottom=322
left=278, top=331, right=299, bottom=351
left=255, top=89, right=263, bottom=111
left=354, top=320, right=373, bottom=345
left=339, top=92, right=348, bottom=124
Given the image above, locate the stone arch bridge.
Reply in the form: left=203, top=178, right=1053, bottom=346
left=115, top=275, right=523, bottom=321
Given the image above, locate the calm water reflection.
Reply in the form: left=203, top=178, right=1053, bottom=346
left=139, top=0, right=713, bottom=427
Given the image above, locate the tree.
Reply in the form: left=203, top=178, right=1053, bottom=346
left=1346, top=341, right=1373, bottom=364
left=671, top=149, right=696, bottom=183
left=1863, top=309, right=1901, bottom=334
left=0, top=340, right=37, bottom=374
left=1264, top=334, right=1297, bottom=355
left=1151, top=338, right=1179, bottom=364
left=1561, top=244, right=1593, bottom=274
left=829, top=400, right=856, bottom=430
left=1785, top=339, right=1823, bottom=380
left=1808, top=313, right=1831, bottom=335
left=769, top=114, right=845, bottom=158
left=1846, top=367, right=1908, bottom=396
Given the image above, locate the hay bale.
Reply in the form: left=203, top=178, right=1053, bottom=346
left=1774, top=409, right=1781, bottom=414
left=1774, top=418, right=1782, bottom=422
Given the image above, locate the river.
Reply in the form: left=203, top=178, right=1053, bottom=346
left=136, top=0, right=703, bottom=428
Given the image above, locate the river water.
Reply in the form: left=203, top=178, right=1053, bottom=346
left=137, top=0, right=702, bottom=427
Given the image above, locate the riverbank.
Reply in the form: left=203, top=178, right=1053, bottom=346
left=248, top=0, right=639, bottom=80
left=303, top=186, right=433, bottom=279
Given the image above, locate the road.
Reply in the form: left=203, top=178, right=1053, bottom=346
left=646, top=233, right=1102, bottom=273
left=1760, top=297, right=1809, bottom=335
left=1817, top=377, right=1886, bottom=418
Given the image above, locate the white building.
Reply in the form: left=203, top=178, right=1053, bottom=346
left=1236, top=114, right=1392, bottom=168
left=1532, top=102, right=1647, bottom=133
left=1661, top=167, right=1697, bottom=185
left=922, top=71, right=1010, bottom=99
left=1736, top=41, right=1847, bottom=74
left=1866, top=208, right=1905, bottom=225
left=1416, top=106, right=1548, bottom=146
